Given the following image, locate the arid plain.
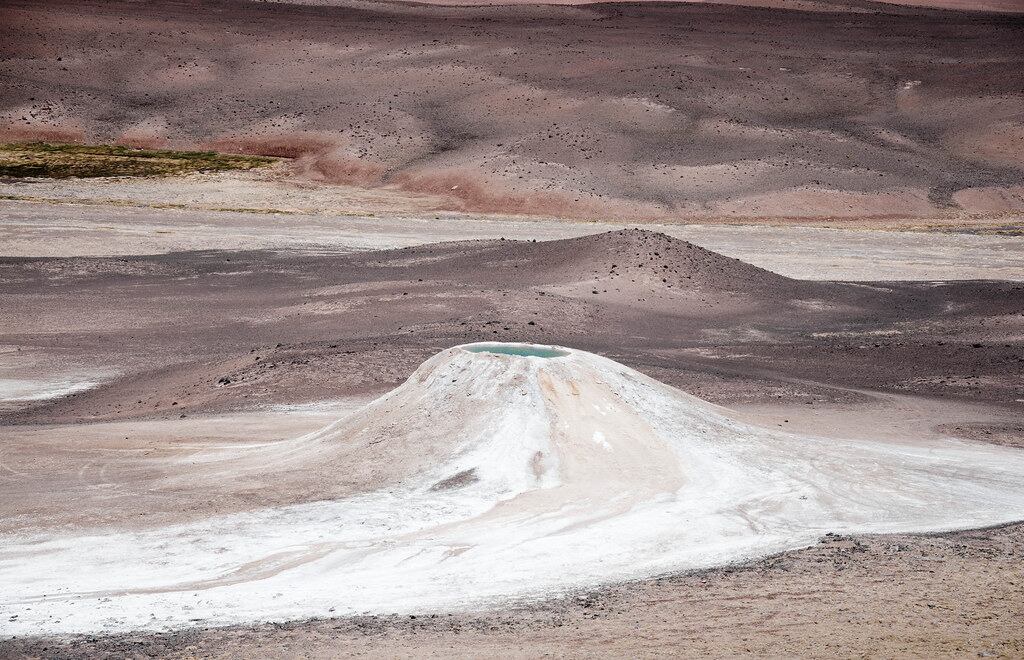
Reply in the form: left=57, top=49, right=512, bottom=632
left=1, top=0, right=1023, bottom=657
left=4, top=0, right=1024, bottom=221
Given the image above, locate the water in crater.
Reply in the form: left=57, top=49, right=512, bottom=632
left=463, top=343, right=569, bottom=359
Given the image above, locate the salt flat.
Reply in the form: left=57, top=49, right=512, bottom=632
left=2, top=199, right=1022, bottom=281
left=4, top=344, right=1023, bottom=636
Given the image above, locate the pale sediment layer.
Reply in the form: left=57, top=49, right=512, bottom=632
left=3, top=344, right=1023, bottom=636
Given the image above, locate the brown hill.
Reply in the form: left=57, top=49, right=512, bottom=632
left=3, top=0, right=1023, bottom=219
left=357, top=228, right=824, bottom=296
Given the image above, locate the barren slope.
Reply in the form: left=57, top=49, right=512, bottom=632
left=261, top=0, right=1024, bottom=12
left=4, top=344, right=1024, bottom=636
left=1, top=229, right=1022, bottom=654
left=1, top=229, right=1021, bottom=433
left=3, top=0, right=1023, bottom=219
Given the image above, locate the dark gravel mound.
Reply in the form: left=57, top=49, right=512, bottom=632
left=356, top=228, right=840, bottom=299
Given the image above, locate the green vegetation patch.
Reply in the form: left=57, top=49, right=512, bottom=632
left=0, top=142, right=277, bottom=179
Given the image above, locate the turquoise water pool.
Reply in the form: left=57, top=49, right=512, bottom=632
left=464, top=344, right=569, bottom=358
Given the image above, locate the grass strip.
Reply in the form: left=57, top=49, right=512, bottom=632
left=0, top=142, right=277, bottom=178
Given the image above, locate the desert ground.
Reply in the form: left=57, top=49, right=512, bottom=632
left=3, top=0, right=1024, bottom=221
left=1, top=0, right=1024, bottom=657
left=1, top=219, right=1023, bottom=655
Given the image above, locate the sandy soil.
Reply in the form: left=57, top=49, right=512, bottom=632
left=3, top=0, right=1023, bottom=219
left=2, top=230, right=1021, bottom=424
left=3, top=196, right=1022, bottom=281
left=5, top=170, right=1023, bottom=234
left=9, top=345, right=1021, bottom=636
left=1, top=229, right=1022, bottom=654
left=2, top=0, right=1023, bottom=651
left=261, top=0, right=1024, bottom=11
left=6, top=522, right=1023, bottom=658
left=2, top=231, right=1022, bottom=487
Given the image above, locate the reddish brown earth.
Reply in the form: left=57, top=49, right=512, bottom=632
left=3, top=0, right=1024, bottom=219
